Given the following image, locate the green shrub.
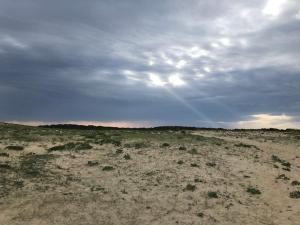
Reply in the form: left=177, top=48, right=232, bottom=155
left=207, top=191, right=218, bottom=198
left=100, top=138, right=121, bottom=146
left=19, top=153, right=56, bottom=178
left=0, top=163, right=12, bottom=170
left=102, top=166, right=114, bottom=171
left=124, top=153, right=131, bottom=160
left=197, top=212, right=204, bottom=217
left=177, top=160, right=184, bottom=165
left=291, top=180, right=300, bottom=186
left=161, top=143, right=170, bottom=148
left=0, top=152, right=9, bottom=157
left=124, top=142, right=149, bottom=149
left=247, top=186, right=261, bottom=195
left=206, top=162, right=216, bottom=167
left=289, top=191, right=300, bottom=198
left=276, top=174, right=289, bottom=180
left=5, top=145, right=24, bottom=151
left=184, top=184, right=196, bottom=191
left=115, top=149, right=123, bottom=154
left=87, top=161, right=99, bottom=166
left=48, top=142, right=92, bottom=152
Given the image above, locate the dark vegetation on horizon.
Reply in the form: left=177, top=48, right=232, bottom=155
left=38, top=124, right=299, bottom=132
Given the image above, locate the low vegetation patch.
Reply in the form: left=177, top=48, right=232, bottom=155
left=123, top=153, right=131, bottom=160
left=207, top=191, right=218, bottom=198
left=19, top=153, right=56, bottom=178
left=291, top=180, right=300, bottom=186
left=87, top=160, right=99, bottom=166
left=161, top=143, right=170, bottom=148
left=0, top=152, right=9, bottom=157
left=0, top=163, right=12, bottom=170
left=184, top=184, right=196, bottom=191
left=206, top=162, right=216, bottom=167
left=124, top=142, right=149, bottom=149
left=188, top=148, right=198, bottom=154
left=235, top=143, right=259, bottom=150
left=272, top=155, right=291, bottom=167
left=177, top=160, right=184, bottom=165
left=276, top=174, right=289, bottom=180
left=5, top=145, right=24, bottom=151
left=102, top=165, right=114, bottom=171
left=99, top=138, right=121, bottom=146
left=115, top=149, right=123, bottom=154
left=247, top=186, right=261, bottom=195
left=179, top=146, right=186, bottom=150
left=195, top=135, right=225, bottom=146
left=190, top=163, right=199, bottom=167
left=289, top=191, right=300, bottom=199
left=48, top=142, right=92, bottom=152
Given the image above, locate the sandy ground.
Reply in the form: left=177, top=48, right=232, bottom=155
left=0, top=124, right=299, bottom=225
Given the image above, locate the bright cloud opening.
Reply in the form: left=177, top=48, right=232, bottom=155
left=219, top=38, right=232, bottom=47
left=203, top=66, right=211, bottom=73
left=148, top=73, right=166, bottom=87
left=175, top=60, right=187, bottom=69
left=168, top=74, right=186, bottom=86
left=262, top=0, right=287, bottom=17
left=234, top=114, right=300, bottom=129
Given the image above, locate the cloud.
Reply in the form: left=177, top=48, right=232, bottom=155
left=0, top=0, right=300, bottom=128
left=232, top=114, right=300, bottom=129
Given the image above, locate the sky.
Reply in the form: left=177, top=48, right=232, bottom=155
left=0, top=0, right=300, bottom=128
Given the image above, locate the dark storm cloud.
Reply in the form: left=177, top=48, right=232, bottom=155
left=0, top=0, right=300, bottom=127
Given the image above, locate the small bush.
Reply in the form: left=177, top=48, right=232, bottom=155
left=48, top=142, right=92, bottom=152
left=289, top=191, right=300, bottom=198
left=0, top=152, right=9, bottom=157
left=14, top=179, right=24, bottom=188
left=5, top=145, right=24, bottom=151
left=272, top=155, right=291, bottom=169
left=115, top=149, right=123, bottom=154
left=177, top=160, right=184, bottom=165
left=124, top=142, right=149, bottom=149
left=87, top=160, right=99, bottom=166
left=197, top=212, right=204, bottom=217
left=100, top=138, right=121, bottom=146
left=91, top=185, right=105, bottom=192
left=247, top=186, right=261, bottom=195
left=102, top=166, right=114, bottom=171
left=291, top=180, right=300, bottom=186
left=207, top=191, right=218, bottom=198
left=191, top=163, right=199, bottom=167
left=124, top=153, right=131, bottom=160
left=206, top=162, right=216, bottom=167
left=194, top=178, right=203, bottom=183
left=276, top=174, right=289, bottom=180
left=281, top=161, right=291, bottom=168
left=19, top=153, right=56, bottom=178
left=161, top=143, right=170, bottom=148
left=184, top=184, right=196, bottom=191
left=179, top=146, right=186, bottom=151
left=0, top=163, right=12, bottom=170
